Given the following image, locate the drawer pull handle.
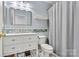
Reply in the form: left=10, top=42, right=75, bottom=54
left=29, top=44, right=31, bottom=46
left=29, top=38, right=31, bottom=40
left=12, top=47, right=15, bottom=49
left=12, top=39, right=15, bottom=41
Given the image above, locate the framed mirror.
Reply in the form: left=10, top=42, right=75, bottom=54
left=13, top=9, right=32, bottom=26
left=4, top=7, right=32, bottom=26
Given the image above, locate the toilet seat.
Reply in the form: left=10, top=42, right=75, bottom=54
left=41, top=44, right=53, bottom=53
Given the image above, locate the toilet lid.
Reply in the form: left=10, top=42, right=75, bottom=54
left=41, top=44, right=53, bottom=50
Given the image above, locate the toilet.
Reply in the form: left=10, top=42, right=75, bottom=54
left=38, top=36, right=53, bottom=57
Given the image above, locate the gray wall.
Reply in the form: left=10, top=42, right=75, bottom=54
left=4, top=1, right=50, bottom=30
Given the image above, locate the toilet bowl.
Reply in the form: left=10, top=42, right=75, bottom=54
left=41, top=44, right=53, bottom=53
left=41, top=44, right=53, bottom=57
left=38, top=36, right=53, bottom=57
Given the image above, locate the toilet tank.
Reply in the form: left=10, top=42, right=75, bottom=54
left=38, top=36, right=47, bottom=44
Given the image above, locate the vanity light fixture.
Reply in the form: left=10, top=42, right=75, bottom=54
left=25, top=2, right=32, bottom=11
left=19, top=1, right=25, bottom=10
left=4, top=1, right=32, bottom=11
left=11, top=1, right=18, bottom=9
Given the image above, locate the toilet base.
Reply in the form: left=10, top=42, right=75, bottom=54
left=38, top=49, right=58, bottom=57
left=42, top=51, right=50, bottom=57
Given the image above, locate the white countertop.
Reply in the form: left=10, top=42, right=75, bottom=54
left=6, top=33, right=37, bottom=36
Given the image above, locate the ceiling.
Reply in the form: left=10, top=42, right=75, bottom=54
left=24, top=1, right=56, bottom=9
left=24, top=1, right=56, bottom=19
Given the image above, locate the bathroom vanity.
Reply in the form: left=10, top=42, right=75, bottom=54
left=0, top=1, right=48, bottom=57
left=2, top=33, right=38, bottom=56
left=2, top=2, right=38, bottom=56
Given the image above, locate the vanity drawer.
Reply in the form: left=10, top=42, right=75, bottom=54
left=3, top=36, right=23, bottom=46
left=3, top=44, right=28, bottom=56
left=26, top=42, right=38, bottom=50
left=3, top=42, right=38, bottom=56
left=23, top=36, right=38, bottom=42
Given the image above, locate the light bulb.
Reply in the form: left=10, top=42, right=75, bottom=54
left=26, top=3, right=31, bottom=8
left=11, top=1, right=17, bottom=9
left=25, top=3, right=32, bottom=11
left=20, top=2, right=25, bottom=10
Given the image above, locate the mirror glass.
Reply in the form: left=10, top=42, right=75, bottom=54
left=13, top=9, right=32, bottom=25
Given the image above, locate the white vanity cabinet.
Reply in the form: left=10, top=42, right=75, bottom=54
left=2, top=33, right=38, bottom=56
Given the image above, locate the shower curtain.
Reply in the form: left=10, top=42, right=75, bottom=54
left=48, top=4, right=56, bottom=52
left=48, top=1, right=75, bottom=57
left=48, top=2, right=62, bottom=56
